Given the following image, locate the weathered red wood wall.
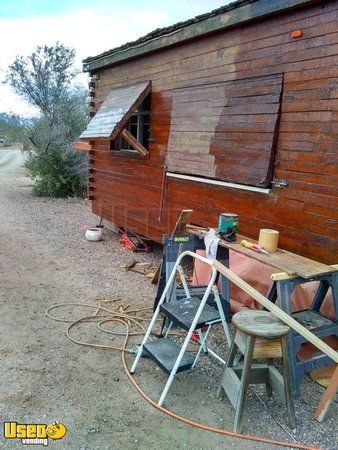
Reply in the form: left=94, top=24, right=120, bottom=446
left=88, top=1, right=338, bottom=263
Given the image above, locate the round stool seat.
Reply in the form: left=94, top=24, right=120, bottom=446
left=232, top=310, right=290, bottom=339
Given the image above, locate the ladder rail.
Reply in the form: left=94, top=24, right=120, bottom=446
left=192, top=325, right=213, bottom=369
left=130, top=251, right=216, bottom=374
left=158, top=262, right=218, bottom=405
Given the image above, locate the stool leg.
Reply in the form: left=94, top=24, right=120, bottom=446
left=234, top=335, right=255, bottom=433
left=281, top=336, right=296, bottom=429
left=217, top=330, right=238, bottom=399
left=266, top=358, right=273, bottom=396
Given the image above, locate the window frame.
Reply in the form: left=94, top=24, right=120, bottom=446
left=110, top=96, right=151, bottom=158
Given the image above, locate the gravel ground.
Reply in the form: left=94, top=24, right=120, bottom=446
left=0, top=146, right=336, bottom=449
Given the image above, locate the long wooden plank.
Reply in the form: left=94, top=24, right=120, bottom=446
left=272, top=264, right=338, bottom=281
left=212, top=259, right=338, bottom=364
left=314, top=365, right=338, bottom=422
left=187, top=226, right=336, bottom=278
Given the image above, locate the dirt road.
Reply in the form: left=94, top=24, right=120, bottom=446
left=0, top=146, right=336, bottom=449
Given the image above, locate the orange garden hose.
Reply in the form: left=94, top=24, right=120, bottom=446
left=46, top=303, right=319, bottom=450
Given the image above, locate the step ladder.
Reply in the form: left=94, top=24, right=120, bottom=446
left=130, top=250, right=232, bottom=406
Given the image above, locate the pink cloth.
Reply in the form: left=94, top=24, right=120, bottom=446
left=192, top=250, right=335, bottom=319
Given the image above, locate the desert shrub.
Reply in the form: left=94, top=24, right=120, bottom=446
left=5, top=43, right=88, bottom=197
left=25, top=143, right=87, bottom=197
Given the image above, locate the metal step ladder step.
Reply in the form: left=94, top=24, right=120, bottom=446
left=176, top=286, right=216, bottom=307
left=131, top=250, right=232, bottom=406
left=160, top=297, right=221, bottom=331
left=143, top=337, right=194, bottom=374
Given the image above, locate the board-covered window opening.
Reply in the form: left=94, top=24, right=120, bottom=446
left=111, top=94, right=151, bottom=154
left=166, top=74, right=284, bottom=188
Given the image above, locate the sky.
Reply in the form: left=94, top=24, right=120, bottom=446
left=0, top=0, right=232, bottom=116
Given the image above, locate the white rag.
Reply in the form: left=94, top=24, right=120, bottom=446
left=204, top=228, right=220, bottom=262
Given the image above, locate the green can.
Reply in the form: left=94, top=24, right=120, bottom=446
left=218, top=213, right=239, bottom=232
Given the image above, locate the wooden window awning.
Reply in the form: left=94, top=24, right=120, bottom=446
left=79, top=81, right=151, bottom=140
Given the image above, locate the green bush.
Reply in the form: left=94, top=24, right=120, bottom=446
left=25, top=143, right=88, bottom=198
left=5, top=43, right=89, bottom=198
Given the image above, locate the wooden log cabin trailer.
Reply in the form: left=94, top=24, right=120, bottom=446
left=78, top=0, right=338, bottom=264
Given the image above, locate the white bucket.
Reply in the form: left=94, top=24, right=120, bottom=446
left=85, top=227, right=103, bottom=242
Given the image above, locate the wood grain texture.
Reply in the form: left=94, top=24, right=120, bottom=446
left=187, top=225, right=336, bottom=279
left=120, top=129, right=149, bottom=157
left=86, top=1, right=338, bottom=263
left=314, top=364, right=338, bottom=422
left=233, top=311, right=290, bottom=338
left=80, top=81, right=151, bottom=139
left=235, top=329, right=283, bottom=358
left=166, top=74, right=283, bottom=187
left=171, top=209, right=193, bottom=234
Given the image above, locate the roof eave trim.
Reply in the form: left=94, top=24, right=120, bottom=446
left=83, top=0, right=318, bottom=72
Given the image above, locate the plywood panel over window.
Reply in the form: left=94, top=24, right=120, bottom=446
left=166, top=74, right=283, bottom=187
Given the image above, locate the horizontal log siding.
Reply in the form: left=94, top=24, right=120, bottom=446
left=89, top=0, right=338, bottom=263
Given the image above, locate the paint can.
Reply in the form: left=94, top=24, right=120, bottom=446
left=218, top=213, right=239, bottom=232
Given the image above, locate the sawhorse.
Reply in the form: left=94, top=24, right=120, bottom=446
left=268, top=270, right=338, bottom=396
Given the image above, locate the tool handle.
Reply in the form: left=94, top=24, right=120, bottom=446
left=240, top=240, right=263, bottom=253
left=240, top=239, right=254, bottom=250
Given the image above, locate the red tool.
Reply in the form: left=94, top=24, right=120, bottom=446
left=118, top=227, right=151, bottom=252
left=240, top=239, right=269, bottom=254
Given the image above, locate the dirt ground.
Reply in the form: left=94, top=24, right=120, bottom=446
left=0, top=146, right=336, bottom=449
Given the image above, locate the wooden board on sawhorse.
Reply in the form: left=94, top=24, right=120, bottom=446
left=187, top=225, right=336, bottom=279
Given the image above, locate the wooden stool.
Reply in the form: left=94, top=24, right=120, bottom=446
left=218, top=310, right=296, bottom=433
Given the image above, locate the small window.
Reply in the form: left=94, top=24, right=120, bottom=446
left=110, top=95, right=151, bottom=154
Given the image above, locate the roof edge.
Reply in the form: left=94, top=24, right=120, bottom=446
left=83, top=0, right=319, bottom=72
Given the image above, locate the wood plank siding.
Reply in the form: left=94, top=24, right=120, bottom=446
left=86, top=0, right=338, bottom=264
